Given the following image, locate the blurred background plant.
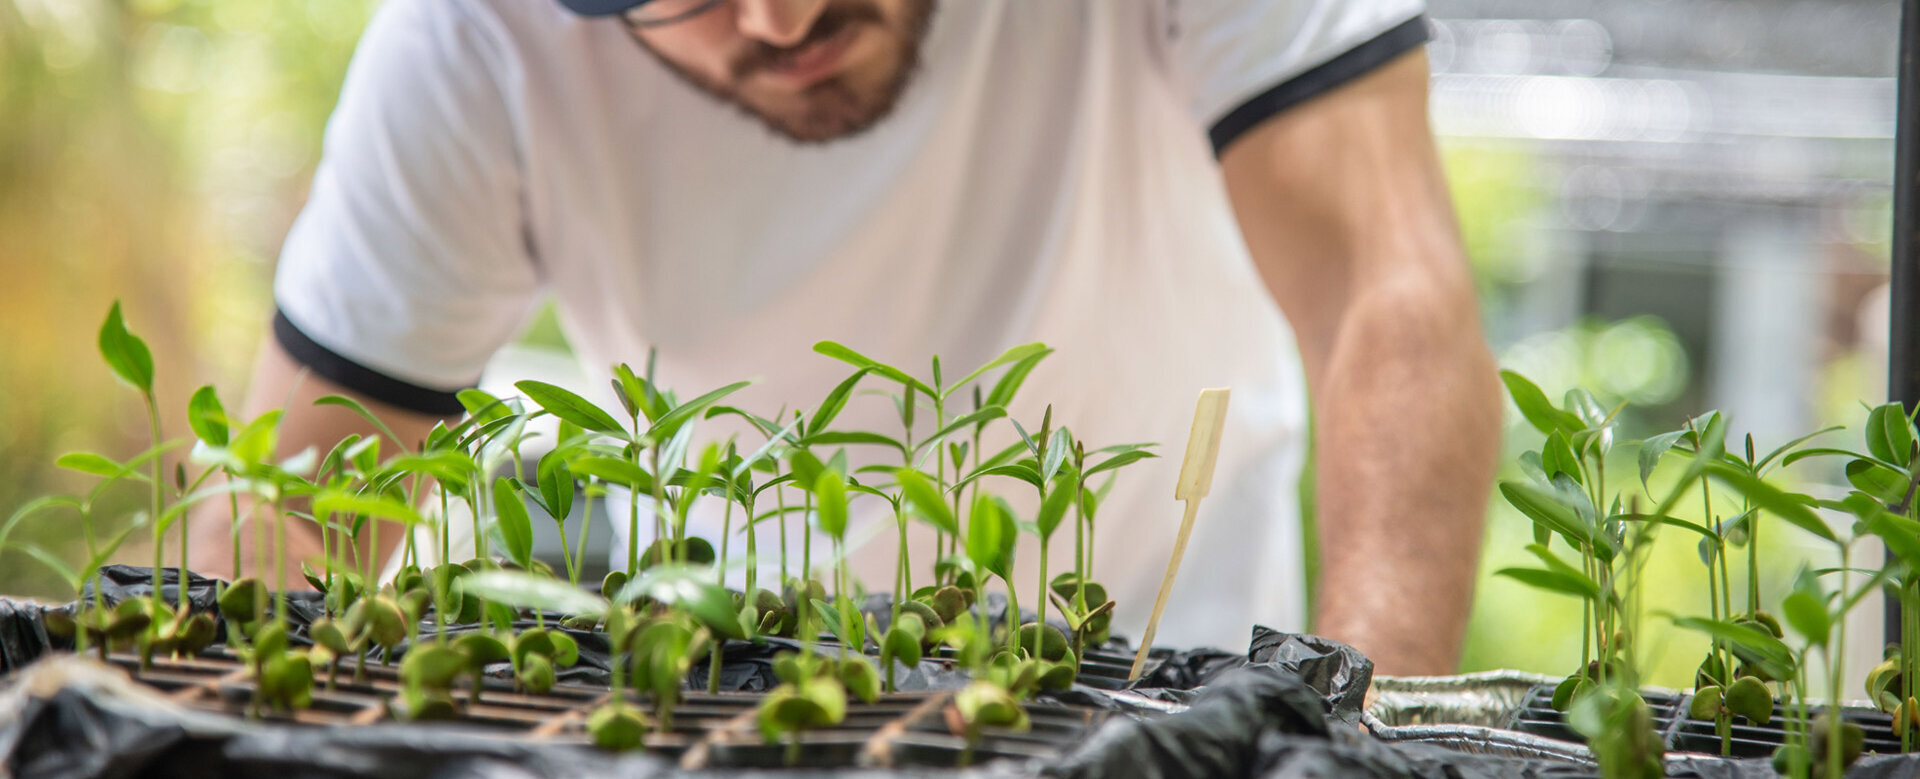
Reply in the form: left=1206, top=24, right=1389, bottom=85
left=0, top=0, right=1905, bottom=692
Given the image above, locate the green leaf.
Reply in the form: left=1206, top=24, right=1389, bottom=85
left=313, top=395, right=404, bottom=449
left=984, top=348, right=1054, bottom=410
left=1523, top=543, right=1601, bottom=599
left=1638, top=431, right=1684, bottom=490
left=187, top=385, right=230, bottom=446
left=313, top=489, right=424, bottom=527
left=1670, top=616, right=1796, bottom=680
left=1845, top=459, right=1908, bottom=504
left=1499, top=481, right=1594, bottom=549
left=896, top=468, right=957, bottom=535
left=812, top=341, right=934, bottom=398
left=1542, top=431, right=1583, bottom=485
left=616, top=565, right=746, bottom=639
left=536, top=452, right=575, bottom=522
left=802, top=430, right=907, bottom=456
left=56, top=452, right=138, bottom=481
left=1495, top=567, right=1598, bottom=601
left=515, top=380, right=627, bottom=435
left=457, top=388, right=513, bottom=425
left=912, top=407, right=1008, bottom=459
left=809, top=368, right=875, bottom=433
left=1756, top=426, right=1844, bottom=471
left=966, top=493, right=1015, bottom=580
left=18, top=543, right=82, bottom=591
left=1036, top=473, right=1074, bottom=541
left=1083, top=449, right=1157, bottom=479
left=1866, top=403, right=1908, bottom=465
left=956, top=461, right=1043, bottom=492
left=646, top=380, right=753, bottom=443
left=732, top=416, right=805, bottom=480
left=1781, top=590, right=1831, bottom=647
left=814, top=470, right=849, bottom=540
left=1782, top=447, right=1898, bottom=471
left=789, top=448, right=826, bottom=490
left=565, top=455, right=654, bottom=492
left=492, top=478, right=535, bottom=569
left=0, top=496, right=81, bottom=554
left=460, top=570, right=608, bottom=617
left=1865, top=513, right=1920, bottom=570
left=1704, top=462, right=1836, bottom=544
left=705, top=405, right=784, bottom=438
left=1041, top=427, right=1073, bottom=484
left=97, top=301, right=154, bottom=394
left=1500, top=370, right=1581, bottom=435
left=949, top=343, right=1050, bottom=398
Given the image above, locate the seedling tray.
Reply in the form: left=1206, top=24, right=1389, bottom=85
left=1366, top=672, right=1914, bottom=766
left=81, top=648, right=1119, bottom=770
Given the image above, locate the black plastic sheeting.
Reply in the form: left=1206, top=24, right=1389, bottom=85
left=5, top=567, right=1920, bottom=778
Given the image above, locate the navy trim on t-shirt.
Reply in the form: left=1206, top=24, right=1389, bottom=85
left=273, top=308, right=469, bottom=416
left=1208, top=15, right=1432, bottom=157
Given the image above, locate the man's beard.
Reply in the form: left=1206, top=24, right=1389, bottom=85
left=634, top=0, right=935, bottom=144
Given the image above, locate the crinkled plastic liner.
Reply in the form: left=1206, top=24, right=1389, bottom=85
left=5, top=567, right=1920, bottom=777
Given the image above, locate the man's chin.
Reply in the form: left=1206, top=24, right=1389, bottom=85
left=752, top=86, right=896, bottom=143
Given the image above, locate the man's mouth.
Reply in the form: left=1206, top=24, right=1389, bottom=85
left=759, top=21, right=862, bottom=89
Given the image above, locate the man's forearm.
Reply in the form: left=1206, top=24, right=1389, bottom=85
left=1308, top=285, right=1500, bottom=675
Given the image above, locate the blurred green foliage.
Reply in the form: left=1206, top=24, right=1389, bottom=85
left=0, top=0, right=378, bottom=599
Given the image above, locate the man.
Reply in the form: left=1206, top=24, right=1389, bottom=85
left=193, top=0, right=1500, bottom=674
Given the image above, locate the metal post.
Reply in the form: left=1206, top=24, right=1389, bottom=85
left=1887, top=0, right=1920, bottom=649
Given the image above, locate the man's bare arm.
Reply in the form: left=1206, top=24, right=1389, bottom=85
left=187, top=335, right=457, bottom=583
left=1219, top=50, right=1502, bottom=675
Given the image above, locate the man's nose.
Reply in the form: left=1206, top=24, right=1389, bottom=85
left=734, top=0, right=829, bottom=48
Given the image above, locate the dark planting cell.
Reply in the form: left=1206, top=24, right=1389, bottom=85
left=92, top=650, right=1114, bottom=770
left=1670, top=696, right=1904, bottom=757
left=1507, top=684, right=1682, bottom=746
left=1503, top=683, right=1911, bottom=758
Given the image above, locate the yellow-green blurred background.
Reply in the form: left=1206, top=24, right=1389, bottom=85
left=0, top=0, right=1904, bottom=693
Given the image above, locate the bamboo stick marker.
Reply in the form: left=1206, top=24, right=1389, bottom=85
left=1130, top=388, right=1231, bottom=681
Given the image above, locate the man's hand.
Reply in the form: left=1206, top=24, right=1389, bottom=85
left=187, top=335, right=456, bottom=584
left=1220, top=50, right=1501, bottom=675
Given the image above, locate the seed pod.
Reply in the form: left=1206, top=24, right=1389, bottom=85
left=396, top=567, right=425, bottom=595
left=600, top=570, right=630, bottom=601
left=1014, top=623, right=1070, bottom=662
left=518, top=652, right=556, bottom=694
left=954, top=680, right=1028, bottom=731
left=366, top=597, right=407, bottom=649
left=42, top=610, right=76, bottom=640
left=838, top=656, right=880, bottom=704
left=453, top=633, right=510, bottom=666
left=454, top=595, right=484, bottom=625
left=177, top=613, right=217, bottom=655
left=219, top=578, right=265, bottom=624
left=1687, top=687, right=1723, bottom=720
left=309, top=617, right=350, bottom=655
left=254, top=622, right=291, bottom=658
left=588, top=705, right=646, bottom=751
left=1724, top=677, right=1773, bottom=725
left=396, top=687, right=459, bottom=722
left=105, top=611, right=151, bottom=643
left=399, top=589, right=431, bottom=624
left=928, top=587, right=970, bottom=625
left=400, top=644, right=469, bottom=689
left=549, top=632, right=580, bottom=667
left=1036, top=655, right=1078, bottom=691
left=512, top=628, right=556, bottom=668
left=262, top=650, right=315, bottom=710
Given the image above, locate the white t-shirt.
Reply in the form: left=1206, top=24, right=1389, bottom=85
left=274, top=0, right=1427, bottom=653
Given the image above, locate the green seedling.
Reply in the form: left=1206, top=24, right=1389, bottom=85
left=757, top=649, right=851, bottom=766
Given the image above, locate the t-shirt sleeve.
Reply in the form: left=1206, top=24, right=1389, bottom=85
left=1155, top=0, right=1429, bottom=156
left=272, top=0, right=539, bottom=416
